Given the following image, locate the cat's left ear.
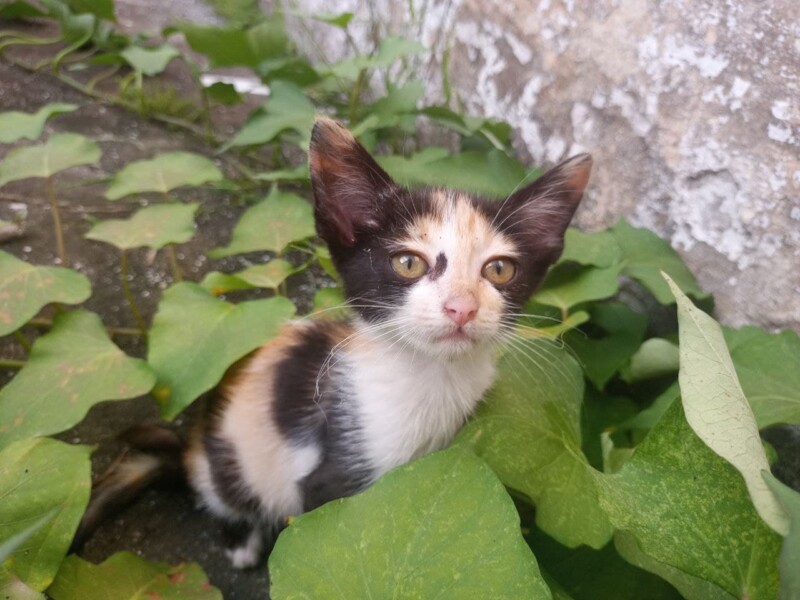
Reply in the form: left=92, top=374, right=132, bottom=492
left=309, top=116, right=396, bottom=248
left=499, top=153, right=592, bottom=259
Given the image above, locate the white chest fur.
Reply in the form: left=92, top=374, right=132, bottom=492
left=341, top=338, right=496, bottom=477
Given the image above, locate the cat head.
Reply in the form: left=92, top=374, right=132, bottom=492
left=309, top=117, right=591, bottom=358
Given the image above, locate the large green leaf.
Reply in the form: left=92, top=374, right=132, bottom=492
left=270, top=445, right=552, bottom=600
left=0, top=250, right=91, bottom=336
left=64, top=0, right=114, bottom=20
left=0, top=438, right=91, bottom=591
left=763, top=472, right=800, bottom=600
left=0, top=133, right=101, bottom=186
left=329, top=37, right=424, bottom=80
left=459, top=339, right=612, bottom=549
left=147, top=283, right=295, bottom=419
left=558, top=228, right=622, bottom=268
left=665, top=275, right=788, bottom=535
left=178, top=17, right=288, bottom=68
left=378, top=148, right=537, bottom=198
left=48, top=552, right=222, bottom=600
left=208, top=189, right=315, bottom=258
left=597, top=401, right=782, bottom=600
left=619, top=338, right=680, bottom=383
left=0, top=103, right=78, bottom=144
left=85, top=203, right=199, bottom=250
left=610, top=220, right=706, bottom=304
left=532, top=263, right=621, bottom=312
left=105, top=152, right=223, bottom=200
left=0, top=311, right=155, bottom=449
left=120, top=44, right=180, bottom=76
left=725, top=326, right=800, bottom=428
left=221, top=80, right=316, bottom=151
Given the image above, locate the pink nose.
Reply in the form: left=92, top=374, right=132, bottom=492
left=443, top=297, right=478, bottom=327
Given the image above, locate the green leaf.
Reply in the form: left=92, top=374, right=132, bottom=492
left=209, top=189, right=315, bottom=257
left=221, top=80, right=316, bottom=151
left=665, top=274, right=789, bottom=535
left=0, top=1, right=46, bottom=19
left=0, top=567, right=44, bottom=600
left=47, top=552, right=221, bottom=599
left=64, top=0, right=114, bottom=20
left=204, top=81, right=242, bottom=105
left=85, top=203, right=198, bottom=250
left=179, top=17, right=289, bottom=68
left=527, top=528, right=682, bottom=600
left=725, top=326, right=800, bottom=428
left=330, top=36, right=424, bottom=80
left=763, top=472, right=800, bottom=600
left=120, top=44, right=180, bottom=76
left=0, top=250, right=91, bottom=336
left=619, top=338, right=680, bottom=383
left=610, top=220, right=706, bottom=304
left=0, top=511, right=54, bottom=565
left=460, top=340, right=612, bottom=548
left=234, top=259, right=296, bottom=289
left=0, top=103, right=78, bottom=144
left=252, top=164, right=310, bottom=183
left=312, top=11, right=353, bottom=28
left=0, top=311, right=155, bottom=449
left=0, top=438, right=91, bottom=591
left=105, top=152, right=223, bottom=200
left=148, top=283, right=295, bottom=419
left=311, top=287, right=347, bottom=317
left=378, top=148, right=537, bottom=198
left=198, top=271, right=255, bottom=295
left=0, top=133, right=101, bottom=187
left=558, top=228, right=622, bottom=268
left=597, top=401, right=782, bottom=600
left=532, top=263, right=621, bottom=312
left=270, top=445, right=552, bottom=600
left=618, top=381, right=680, bottom=432
left=564, top=302, right=647, bottom=389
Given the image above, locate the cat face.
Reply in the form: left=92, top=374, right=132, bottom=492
left=309, top=117, right=591, bottom=357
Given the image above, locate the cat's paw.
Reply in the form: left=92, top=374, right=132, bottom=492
left=224, top=529, right=263, bottom=569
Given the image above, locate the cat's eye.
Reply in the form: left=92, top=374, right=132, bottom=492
left=391, top=252, right=428, bottom=279
left=482, top=258, right=516, bottom=285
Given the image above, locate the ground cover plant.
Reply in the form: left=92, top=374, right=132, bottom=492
left=0, top=2, right=799, bottom=598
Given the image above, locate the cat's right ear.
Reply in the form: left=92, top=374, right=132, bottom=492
left=309, top=117, right=396, bottom=247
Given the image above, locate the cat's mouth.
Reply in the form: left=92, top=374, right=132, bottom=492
left=435, top=328, right=475, bottom=344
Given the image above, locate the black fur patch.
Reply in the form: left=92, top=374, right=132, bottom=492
left=203, top=433, right=262, bottom=516
left=429, top=252, right=447, bottom=281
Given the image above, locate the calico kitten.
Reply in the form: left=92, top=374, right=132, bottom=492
left=181, top=117, right=592, bottom=568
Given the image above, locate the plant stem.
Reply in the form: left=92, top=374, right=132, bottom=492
left=13, top=330, right=32, bottom=353
left=348, top=68, right=366, bottom=123
left=120, top=249, right=148, bottom=337
left=0, top=358, right=25, bottom=369
left=46, top=176, right=67, bottom=265
left=165, top=245, right=183, bottom=282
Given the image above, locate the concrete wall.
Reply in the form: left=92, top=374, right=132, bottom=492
left=279, top=0, right=800, bottom=332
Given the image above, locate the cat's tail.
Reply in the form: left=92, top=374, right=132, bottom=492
left=71, top=424, right=185, bottom=550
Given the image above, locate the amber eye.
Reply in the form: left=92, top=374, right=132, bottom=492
left=391, top=252, right=428, bottom=279
left=482, top=258, right=516, bottom=285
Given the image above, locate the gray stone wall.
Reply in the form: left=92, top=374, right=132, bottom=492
left=280, top=0, right=800, bottom=332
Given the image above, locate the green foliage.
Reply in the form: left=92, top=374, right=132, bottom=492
left=48, top=552, right=222, bottom=599
left=0, top=438, right=91, bottom=591
left=0, top=2, right=798, bottom=598
left=0, top=250, right=91, bottom=336
left=147, top=284, right=295, bottom=419
left=0, top=133, right=100, bottom=186
left=270, top=445, right=552, bottom=600
left=0, top=311, right=155, bottom=448
left=105, top=152, right=223, bottom=200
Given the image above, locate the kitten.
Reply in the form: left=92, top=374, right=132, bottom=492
left=182, top=117, right=592, bottom=568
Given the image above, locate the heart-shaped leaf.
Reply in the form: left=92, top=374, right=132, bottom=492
left=208, top=189, right=314, bottom=258
left=270, top=445, right=552, bottom=599
left=179, top=17, right=288, bottom=69
left=120, top=44, right=180, bottom=76
left=459, top=339, right=612, bottom=549
left=597, top=401, right=782, bottom=600
left=0, top=250, right=91, bottom=336
left=85, top=203, right=199, bottom=250
left=47, top=552, right=221, bottom=600
left=0, top=438, right=91, bottom=591
left=610, top=220, right=706, bottom=304
left=724, top=326, right=800, bottom=428
left=147, top=283, right=295, bottom=419
left=329, top=37, right=423, bottom=80
left=0, top=133, right=101, bottom=187
left=105, top=152, right=223, bottom=200
left=0, top=103, right=78, bottom=144
left=233, top=259, right=296, bottom=289
left=532, top=263, right=622, bottom=312
left=0, top=310, right=155, bottom=449
left=221, top=80, right=316, bottom=151
left=665, top=274, right=789, bottom=535
left=619, top=338, right=680, bottom=383
left=558, top=228, right=622, bottom=268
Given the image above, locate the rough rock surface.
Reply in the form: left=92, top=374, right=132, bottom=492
left=278, top=0, right=800, bottom=332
